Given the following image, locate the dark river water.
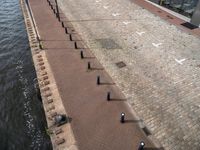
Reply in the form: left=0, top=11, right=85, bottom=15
left=0, top=0, right=52, bottom=149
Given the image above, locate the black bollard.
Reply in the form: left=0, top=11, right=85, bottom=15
left=138, top=141, right=145, bottom=150
left=55, top=0, right=60, bottom=22
left=62, top=22, right=64, bottom=28
left=107, top=92, right=111, bottom=101
left=74, top=42, right=78, bottom=49
left=65, top=27, right=68, bottom=34
left=87, top=62, right=91, bottom=70
left=120, top=112, right=125, bottom=123
left=69, top=34, right=72, bottom=41
left=97, top=76, right=100, bottom=85
left=80, top=51, right=84, bottom=59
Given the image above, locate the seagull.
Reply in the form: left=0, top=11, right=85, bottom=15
left=136, top=31, right=145, bottom=36
left=123, top=21, right=131, bottom=25
left=152, top=43, right=162, bottom=48
left=103, top=6, right=109, bottom=9
left=175, top=58, right=186, bottom=65
left=112, top=13, right=120, bottom=17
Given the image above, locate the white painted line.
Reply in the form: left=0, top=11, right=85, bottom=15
left=112, top=13, right=120, bottom=17
left=175, top=58, right=186, bottom=65
left=136, top=31, right=145, bottom=36
left=152, top=43, right=162, bottom=48
left=103, top=6, right=109, bottom=9
left=123, top=21, right=131, bottom=25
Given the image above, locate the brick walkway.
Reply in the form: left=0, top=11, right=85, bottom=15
left=28, top=0, right=157, bottom=149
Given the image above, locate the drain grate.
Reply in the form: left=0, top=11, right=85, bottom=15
left=96, top=38, right=122, bottom=49
left=181, top=22, right=198, bottom=30
left=116, top=61, right=126, bottom=68
left=142, top=127, right=151, bottom=136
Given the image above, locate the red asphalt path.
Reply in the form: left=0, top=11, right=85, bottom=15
left=28, top=0, right=157, bottom=149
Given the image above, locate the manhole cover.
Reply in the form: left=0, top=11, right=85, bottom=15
left=116, top=61, right=126, bottom=68
left=96, top=38, right=122, bottom=49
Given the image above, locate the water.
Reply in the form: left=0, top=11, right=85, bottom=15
left=0, top=0, right=52, bottom=149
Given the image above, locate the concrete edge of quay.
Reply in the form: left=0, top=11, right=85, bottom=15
left=20, top=0, right=164, bottom=149
left=19, top=0, right=79, bottom=149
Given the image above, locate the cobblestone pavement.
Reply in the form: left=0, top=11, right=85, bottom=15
left=58, top=0, right=200, bottom=149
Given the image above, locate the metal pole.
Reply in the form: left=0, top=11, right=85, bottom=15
left=55, top=0, right=60, bottom=21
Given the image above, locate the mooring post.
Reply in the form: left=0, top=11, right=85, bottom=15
left=138, top=141, right=145, bottom=150
left=69, top=34, right=72, bottom=41
left=62, top=22, right=64, bottom=28
left=74, top=42, right=78, bottom=49
left=120, top=112, right=125, bottom=123
left=87, top=62, right=91, bottom=70
left=97, top=76, right=100, bottom=85
left=80, top=51, right=84, bottom=59
left=55, top=0, right=60, bottom=22
left=107, top=92, right=111, bottom=101
left=48, top=0, right=50, bottom=6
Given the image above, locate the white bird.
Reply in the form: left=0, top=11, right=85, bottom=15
left=152, top=43, right=162, bottom=48
left=112, top=13, right=120, bottom=17
left=123, top=21, right=131, bottom=25
left=175, top=58, right=186, bottom=65
left=103, top=6, right=109, bottom=9
left=136, top=31, right=145, bottom=36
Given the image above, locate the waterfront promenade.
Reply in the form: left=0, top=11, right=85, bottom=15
left=26, top=0, right=158, bottom=149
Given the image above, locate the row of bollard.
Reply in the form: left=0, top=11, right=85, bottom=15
left=47, top=0, right=146, bottom=149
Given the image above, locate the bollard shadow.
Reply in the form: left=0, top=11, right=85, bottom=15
left=109, top=98, right=126, bottom=101
left=124, top=119, right=143, bottom=123
left=144, top=147, right=164, bottom=150
left=99, top=82, right=115, bottom=85
left=90, top=67, right=104, bottom=71
left=83, top=56, right=96, bottom=59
